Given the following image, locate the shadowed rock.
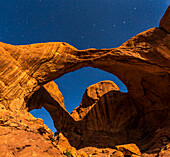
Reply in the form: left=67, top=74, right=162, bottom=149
left=71, top=80, right=120, bottom=121
left=28, top=81, right=75, bottom=131
left=160, top=5, right=170, bottom=33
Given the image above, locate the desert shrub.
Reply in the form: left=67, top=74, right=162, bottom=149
left=65, top=149, right=73, bottom=157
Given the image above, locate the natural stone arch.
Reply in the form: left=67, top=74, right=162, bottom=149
left=26, top=27, right=169, bottom=150
left=54, top=66, right=128, bottom=113
left=0, top=5, right=169, bottom=152
left=0, top=26, right=169, bottom=111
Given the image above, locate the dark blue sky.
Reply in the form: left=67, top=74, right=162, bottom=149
left=0, top=0, right=169, bottom=133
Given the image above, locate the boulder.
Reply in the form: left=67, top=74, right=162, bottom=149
left=112, top=151, right=124, bottom=157
left=115, top=144, right=141, bottom=156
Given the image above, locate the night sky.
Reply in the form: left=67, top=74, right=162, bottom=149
left=0, top=0, right=169, bottom=133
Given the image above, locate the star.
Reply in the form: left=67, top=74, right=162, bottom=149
left=134, top=7, right=136, bottom=10
left=101, top=29, right=104, bottom=32
left=113, top=24, right=116, bottom=27
left=123, top=21, right=126, bottom=24
left=81, top=36, right=84, bottom=39
left=50, top=16, right=54, bottom=23
left=93, top=24, right=96, bottom=27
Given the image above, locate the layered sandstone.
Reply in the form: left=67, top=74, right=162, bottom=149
left=71, top=80, right=120, bottom=121
left=0, top=5, right=169, bottom=157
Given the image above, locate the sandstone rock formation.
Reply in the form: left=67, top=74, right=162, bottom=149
left=0, top=106, right=65, bottom=156
left=70, top=80, right=120, bottom=121
left=65, top=81, right=138, bottom=148
left=28, top=81, right=75, bottom=131
left=0, top=5, right=169, bottom=157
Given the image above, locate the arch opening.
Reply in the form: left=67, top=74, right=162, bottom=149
left=55, top=67, right=127, bottom=113
left=29, top=67, right=127, bottom=133
left=30, top=107, right=57, bottom=133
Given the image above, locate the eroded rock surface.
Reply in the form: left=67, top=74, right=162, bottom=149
left=0, top=105, right=65, bottom=157
left=0, top=5, right=169, bottom=157
left=71, top=80, right=120, bottom=121
left=27, top=81, right=75, bottom=131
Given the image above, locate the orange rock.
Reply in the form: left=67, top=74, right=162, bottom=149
left=0, top=110, right=64, bottom=157
left=115, top=144, right=141, bottom=156
left=112, top=151, right=124, bottom=157
left=78, top=147, right=119, bottom=157
left=55, top=132, right=77, bottom=157
left=141, top=153, right=156, bottom=157
left=77, top=151, right=88, bottom=157
left=158, top=150, right=170, bottom=157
